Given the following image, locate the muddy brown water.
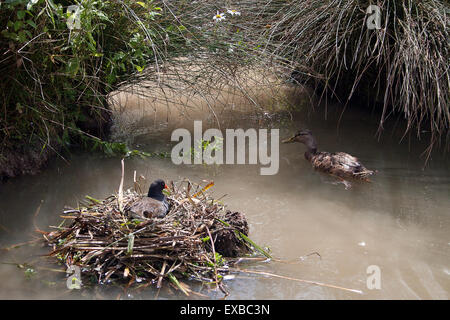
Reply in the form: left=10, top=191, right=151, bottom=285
left=0, top=103, right=449, bottom=300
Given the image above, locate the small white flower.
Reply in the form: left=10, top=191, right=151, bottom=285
left=26, top=0, right=39, bottom=10
left=227, top=9, right=241, bottom=16
left=213, top=11, right=226, bottom=22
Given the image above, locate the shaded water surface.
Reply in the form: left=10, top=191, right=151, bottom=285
left=0, top=105, right=449, bottom=299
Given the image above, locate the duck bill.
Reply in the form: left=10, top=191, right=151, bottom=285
left=164, top=184, right=169, bottom=190
left=281, top=136, right=296, bottom=143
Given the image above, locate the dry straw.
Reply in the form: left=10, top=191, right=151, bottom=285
left=43, top=172, right=258, bottom=297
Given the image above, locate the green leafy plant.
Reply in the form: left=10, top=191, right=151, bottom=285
left=0, top=0, right=186, bottom=177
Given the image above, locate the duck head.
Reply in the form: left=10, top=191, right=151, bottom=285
left=147, top=179, right=169, bottom=201
left=281, top=129, right=317, bottom=160
left=282, top=129, right=316, bottom=145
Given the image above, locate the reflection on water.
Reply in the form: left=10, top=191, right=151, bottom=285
left=0, top=105, right=449, bottom=300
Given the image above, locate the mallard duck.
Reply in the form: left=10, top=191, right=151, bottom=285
left=127, top=179, right=169, bottom=220
left=282, top=129, right=374, bottom=182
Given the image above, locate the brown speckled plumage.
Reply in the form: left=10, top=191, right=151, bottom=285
left=282, top=129, right=374, bottom=181
left=309, top=151, right=373, bottom=180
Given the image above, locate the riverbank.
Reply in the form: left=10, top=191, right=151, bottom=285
left=0, top=144, right=54, bottom=181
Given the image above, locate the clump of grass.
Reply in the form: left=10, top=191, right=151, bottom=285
left=266, top=0, right=449, bottom=156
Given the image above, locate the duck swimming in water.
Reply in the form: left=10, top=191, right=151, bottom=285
left=127, top=179, right=169, bottom=220
left=282, top=129, right=374, bottom=184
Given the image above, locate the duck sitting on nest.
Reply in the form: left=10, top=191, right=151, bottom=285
left=282, top=129, right=374, bottom=186
left=127, top=179, right=169, bottom=220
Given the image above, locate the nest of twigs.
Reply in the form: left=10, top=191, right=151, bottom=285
left=43, top=179, right=265, bottom=296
